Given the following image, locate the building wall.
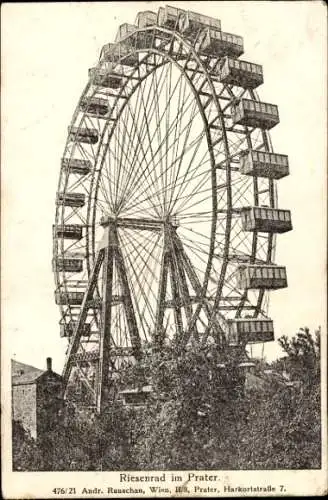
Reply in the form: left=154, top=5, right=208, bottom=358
left=36, top=374, right=64, bottom=440
left=12, top=384, right=37, bottom=439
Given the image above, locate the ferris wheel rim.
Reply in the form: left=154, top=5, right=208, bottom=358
left=54, top=22, right=277, bottom=347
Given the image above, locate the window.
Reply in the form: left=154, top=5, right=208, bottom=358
left=247, top=267, right=254, bottom=280
left=259, top=152, right=265, bottom=162
left=268, top=267, right=274, bottom=278
left=267, top=209, right=274, bottom=220
left=278, top=211, right=285, bottom=221
left=274, top=268, right=280, bottom=279
left=285, top=211, right=291, bottom=221
left=255, top=101, right=261, bottom=112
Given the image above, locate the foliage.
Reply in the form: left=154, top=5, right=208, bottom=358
left=12, top=420, right=43, bottom=471
left=13, top=327, right=322, bottom=471
left=276, top=326, right=321, bottom=385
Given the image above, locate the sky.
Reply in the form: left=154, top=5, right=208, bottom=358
left=2, top=1, right=327, bottom=374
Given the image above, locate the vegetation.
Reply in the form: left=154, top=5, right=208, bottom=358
left=12, top=327, right=321, bottom=471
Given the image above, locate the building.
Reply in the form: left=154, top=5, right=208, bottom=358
left=11, top=357, right=64, bottom=440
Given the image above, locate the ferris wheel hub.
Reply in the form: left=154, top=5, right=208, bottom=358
left=100, top=215, right=179, bottom=230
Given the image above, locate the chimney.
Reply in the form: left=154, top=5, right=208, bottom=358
left=46, top=357, right=52, bottom=372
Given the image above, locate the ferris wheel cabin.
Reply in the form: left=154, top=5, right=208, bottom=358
left=239, top=150, right=289, bottom=179
left=227, top=318, right=274, bottom=345
left=55, top=291, right=85, bottom=306
left=56, top=192, right=85, bottom=208
left=53, top=256, right=83, bottom=273
left=61, top=158, right=92, bottom=176
left=158, top=5, right=184, bottom=29
left=236, top=265, right=288, bottom=290
left=60, top=321, right=91, bottom=338
left=100, top=42, right=139, bottom=67
left=55, top=287, right=100, bottom=307
left=232, top=99, right=279, bottom=129
left=68, top=126, right=99, bottom=144
left=198, top=29, right=244, bottom=58
left=54, top=224, right=83, bottom=241
left=178, top=10, right=221, bottom=34
left=80, top=97, right=109, bottom=117
left=241, top=207, right=292, bottom=233
left=135, top=11, right=157, bottom=28
left=89, top=67, right=123, bottom=89
left=115, top=23, right=138, bottom=44
left=218, top=57, right=263, bottom=89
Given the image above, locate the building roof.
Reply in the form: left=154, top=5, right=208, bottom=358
left=11, top=359, right=61, bottom=386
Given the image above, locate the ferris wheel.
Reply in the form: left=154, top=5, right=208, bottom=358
left=53, top=5, right=292, bottom=411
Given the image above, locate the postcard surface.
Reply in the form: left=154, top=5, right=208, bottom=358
left=1, top=1, right=327, bottom=498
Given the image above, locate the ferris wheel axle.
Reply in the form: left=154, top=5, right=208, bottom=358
left=100, top=215, right=179, bottom=232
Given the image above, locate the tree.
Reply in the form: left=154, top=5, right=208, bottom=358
left=277, top=327, right=321, bottom=385
left=12, top=420, right=43, bottom=471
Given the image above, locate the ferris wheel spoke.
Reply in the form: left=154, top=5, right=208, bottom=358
left=163, top=62, right=173, bottom=212
left=117, top=161, right=209, bottom=218
left=174, top=175, right=213, bottom=215
left=166, top=99, right=201, bottom=212
left=118, top=234, right=154, bottom=341
left=114, top=79, right=157, bottom=204
left=180, top=226, right=215, bottom=248
left=112, top=101, right=170, bottom=216
left=112, top=115, right=131, bottom=210
left=124, top=233, right=163, bottom=296
left=116, top=94, right=166, bottom=216
left=119, top=231, right=161, bottom=315
left=120, top=229, right=162, bottom=283
left=98, top=178, right=114, bottom=213
left=132, top=67, right=174, bottom=215
left=118, top=63, right=170, bottom=204
left=119, top=230, right=162, bottom=326
left=121, top=119, right=206, bottom=216
left=120, top=67, right=194, bottom=207
left=167, top=70, right=188, bottom=203
left=168, top=128, right=208, bottom=213
left=123, top=179, right=213, bottom=221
